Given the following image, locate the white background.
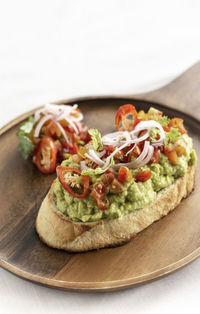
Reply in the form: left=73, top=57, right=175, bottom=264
left=0, top=0, right=200, bottom=313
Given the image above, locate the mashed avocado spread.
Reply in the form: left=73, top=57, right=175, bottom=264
left=54, top=134, right=196, bottom=223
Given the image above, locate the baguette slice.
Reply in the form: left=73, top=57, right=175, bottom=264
left=36, top=165, right=196, bottom=252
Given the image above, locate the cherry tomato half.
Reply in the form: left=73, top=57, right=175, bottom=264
left=118, top=166, right=132, bottom=183
left=102, top=172, right=116, bottom=185
left=110, top=178, right=125, bottom=193
left=165, top=150, right=179, bottom=165
left=91, top=182, right=109, bottom=211
left=56, top=166, right=90, bottom=198
left=96, top=195, right=109, bottom=211
left=115, top=104, right=138, bottom=132
left=35, top=137, right=57, bottom=174
left=135, top=169, right=152, bottom=182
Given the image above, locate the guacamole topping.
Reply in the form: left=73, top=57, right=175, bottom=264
left=53, top=105, right=197, bottom=222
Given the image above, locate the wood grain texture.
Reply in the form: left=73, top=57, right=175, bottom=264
left=133, top=61, right=200, bottom=120
left=0, top=62, right=200, bottom=292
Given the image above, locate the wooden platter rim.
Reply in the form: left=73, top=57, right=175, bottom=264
left=1, top=247, right=199, bottom=292
left=1, top=94, right=200, bottom=136
left=0, top=95, right=199, bottom=292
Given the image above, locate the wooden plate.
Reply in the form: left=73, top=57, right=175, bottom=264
left=0, top=63, right=200, bottom=292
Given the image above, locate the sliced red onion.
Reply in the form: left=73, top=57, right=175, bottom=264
left=133, top=120, right=161, bottom=133
left=34, top=114, right=53, bottom=137
left=152, top=139, right=164, bottom=147
left=98, top=149, right=106, bottom=158
left=34, top=104, right=83, bottom=130
left=34, top=108, right=44, bottom=122
left=45, top=104, right=64, bottom=115
left=78, top=120, right=164, bottom=172
left=124, top=131, right=150, bottom=156
left=55, top=104, right=78, bottom=120
left=80, top=160, right=91, bottom=171
left=55, top=122, right=69, bottom=143
left=75, top=121, right=83, bottom=133
left=71, top=111, right=84, bottom=122
left=125, top=144, right=136, bottom=156
left=101, top=140, right=132, bottom=170
left=138, top=145, right=154, bottom=167
left=102, top=131, right=131, bottom=146
left=133, top=120, right=165, bottom=147
left=85, top=149, right=105, bottom=166
left=112, top=141, right=152, bottom=170
left=56, top=116, right=79, bottom=134
left=102, top=128, right=150, bottom=159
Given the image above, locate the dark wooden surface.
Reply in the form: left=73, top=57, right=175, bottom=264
left=0, top=62, right=200, bottom=292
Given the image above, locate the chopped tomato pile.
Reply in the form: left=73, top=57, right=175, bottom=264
left=56, top=104, right=188, bottom=211
left=17, top=104, right=90, bottom=173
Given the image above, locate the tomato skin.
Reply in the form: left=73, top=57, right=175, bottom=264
left=68, top=143, right=79, bottom=154
left=165, top=150, right=179, bottom=165
left=135, top=118, right=143, bottom=126
left=168, top=118, right=187, bottom=134
left=62, top=141, right=79, bottom=154
left=56, top=166, right=90, bottom=198
left=59, top=120, right=78, bottom=134
left=135, top=169, right=152, bottom=182
left=105, top=145, right=115, bottom=157
left=96, top=196, right=109, bottom=211
left=129, top=144, right=141, bottom=157
left=110, top=178, right=125, bottom=193
left=115, top=150, right=125, bottom=161
left=91, top=182, right=109, bottom=211
left=92, top=182, right=107, bottom=197
left=163, top=144, right=173, bottom=154
left=175, top=145, right=186, bottom=157
left=115, top=104, right=138, bottom=132
left=79, top=128, right=91, bottom=143
left=35, top=137, right=57, bottom=174
left=163, top=126, right=170, bottom=132
left=150, top=147, right=160, bottom=164
left=118, top=166, right=132, bottom=183
left=163, top=142, right=184, bottom=163
left=102, top=172, right=115, bottom=185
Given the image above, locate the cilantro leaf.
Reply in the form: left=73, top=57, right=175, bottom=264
left=17, top=116, right=36, bottom=159
left=17, top=116, right=35, bottom=136
left=88, top=128, right=103, bottom=151
left=18, top=135, right=35, bottom=160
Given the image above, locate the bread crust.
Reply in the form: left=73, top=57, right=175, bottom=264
left=35, top=165, right=196, bottom=252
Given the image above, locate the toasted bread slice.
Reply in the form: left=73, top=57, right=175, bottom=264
left=35, top=165, right=196, bottom=252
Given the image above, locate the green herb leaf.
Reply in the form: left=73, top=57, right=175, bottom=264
left=18, top=135, right=35, bottom=160
left=17, top=116, right=35, bottom=136
left=164, top=128, right=181, bottom=145
left=88, top=128, right=103, bottom=151
left=17, top=116, right=35, bottom=159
